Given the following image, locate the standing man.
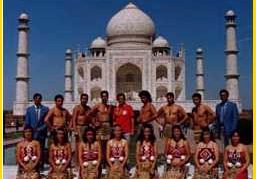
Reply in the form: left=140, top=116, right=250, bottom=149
left=138, top=90, right=158, bottom=137
left=113, top=93, right=134, bottom=141
left=45, top=94, right=72, bottom=132
left=88, top=90, right=114, bottom=170
left=157, top=92, right=187, bottom=138
left=192, top=93, right=215, bottom=144
left=24, top=93, right=49, bottom=171
left=72, top=93, right=91, bottom=167
left=216, top=89, right=239, bottom=147
left=72, top=93, right=91, bottom=142
left=89, top=90, right=114, bottom=141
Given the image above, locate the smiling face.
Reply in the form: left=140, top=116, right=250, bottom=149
left=117, top=95, right=125, bottom=105
left=114, top=125, right=122, bottom=139
left=80, top=95, right=88, bottom=106
left=24, top=128, right=33, bottom=141
left=86, top=130, right=94, bottom=143
left=101, top=92, right=108, bottom=104
left=173, top=128, right=181, bottom=141
left=192, top=96, right=201, bottom=106
left=140, top=96, right=148, bottom=104
left=34, top=96, right=42, bottom=106
left=231, top=132, right=240, bottom=146
left=220, top=91, right=229, bottom=102
left=55, top=98, right=64, bottom=108
left=202, top=131, right=210, bottom=143
left=56, top=130, right=65, bottom=144
left=143, top=127, right=151, bottom=140
left=166, top=95, right=174, bottom=105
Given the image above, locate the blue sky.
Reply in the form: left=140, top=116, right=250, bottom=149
left=4, top=0, right=252, bottom=109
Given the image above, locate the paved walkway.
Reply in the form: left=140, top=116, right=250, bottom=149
left=3, top=137, right=23, bottom=147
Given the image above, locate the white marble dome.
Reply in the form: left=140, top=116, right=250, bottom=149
left=19, top=13, right=29, bottom=20
left=90, top=37, right=107, bottom=48
left=196, top=48, right=203, bottom=53
left=106, top=3, right=155, bottom=37
left=153, top=36, right=169, bottom=48
left=66, top=49, right=72, bottom=54
left=226, top=10, right=235, bottom=17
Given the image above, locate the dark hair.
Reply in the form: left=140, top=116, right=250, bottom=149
left=117, top=93, right=126, bottom=100
left=230, top=130, right=241, bottom=143
left=166, top=92, right=175, bottom=98
left=101, top=90, right=109, bottom=97
left=171, top=125, right=186, bottom=140
left=219, top=89, right=229, bottom=96
left=200, top=127, right=215, bottom=142
left=52, top=128, right=69, bottom=145
left=24, top=125, right=33, bottom=131
left=80, top=93, right=88, bottom=99
left=192, top=93, right=201, bottom=100
left=54, top=94, right=64, bottom=101
left=139, top=90, right=152, bottom=102
left=137, top=123, right=156, bottom=144
left=23, top=125, right=33, bottom=138
left=82, top=127, right=96, bottom=143
left=110, top=124, right=125, bottom=139
left=33, top=93, right=42, bottom=100
left=230, top=130, right=240, bottom=138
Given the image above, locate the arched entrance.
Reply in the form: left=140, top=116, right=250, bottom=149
left=91, top=66, right=102, bottom=81
left=90, top=86, right=101, bottom=102
left=116, top=63, right=142, bottom=101
left=156, top=86, right=168, bottom=101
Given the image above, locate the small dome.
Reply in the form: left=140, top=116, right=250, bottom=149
left=19, top=13, right=29, bottom=20
left=91, top=37, right=107, bottom=48
left=226, top=10, right=235, bottom=17
left=106, top=3, right=155, bottom=37
left=153, top=36, right=169, bottom=48
left=196, top=48, right=203, bottom=53
left=66, top=49, right=72, bottom=54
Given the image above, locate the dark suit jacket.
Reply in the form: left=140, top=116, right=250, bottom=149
left=215, top=101, right=239, bottom=135
left=25, top=105, right=49, bottom=140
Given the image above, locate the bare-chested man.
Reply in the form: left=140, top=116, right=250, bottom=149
left=45, top=94, right=72, bottom=132
left=157, top=92, right=187, bottom=138
left=72, top=93, right=91, bottom=167
left=138, top=90, right=158, bottom=137
left=89, top=90, right=114, bottom=140
left=192, top=93, right=215, bottom=143
left=72, top=93, right=91, bottom=141
left=88, top=90, right=114, bottom=169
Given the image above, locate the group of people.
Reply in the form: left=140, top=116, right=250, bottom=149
left=15, top=89, right=250, bottom=179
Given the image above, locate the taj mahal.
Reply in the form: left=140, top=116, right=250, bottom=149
left=13, top=3, right=241, bottom=116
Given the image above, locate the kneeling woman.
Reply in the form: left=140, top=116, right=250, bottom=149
left=136, top=124, right=157, bottom=179
left=78, top=127, right=101, bottom=179
left=106, top=124, right=128, bottom=179
left=223, top=131, right=249, bottom=179
left=164, top=125, right=190, bottom=179
left=16, top=126, right=41, bottom=179
left=194, top=127, right=219, bottom=179
left=48, top=128, right=72, bottom=179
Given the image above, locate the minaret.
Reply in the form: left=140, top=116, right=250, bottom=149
left=14, top=13, right=30, bottom=116
left=196, top=48, right=205, bottom=99
left=225, top=10, right=239, bottom=101
left=64, top=49, right=73, bottom=102
left=178, top=44, right=186, bottom=100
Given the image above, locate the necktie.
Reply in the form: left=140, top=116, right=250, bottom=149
left=36, top=107, right=40, bottom=121
left=220, top=103, right=226, bottom=124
